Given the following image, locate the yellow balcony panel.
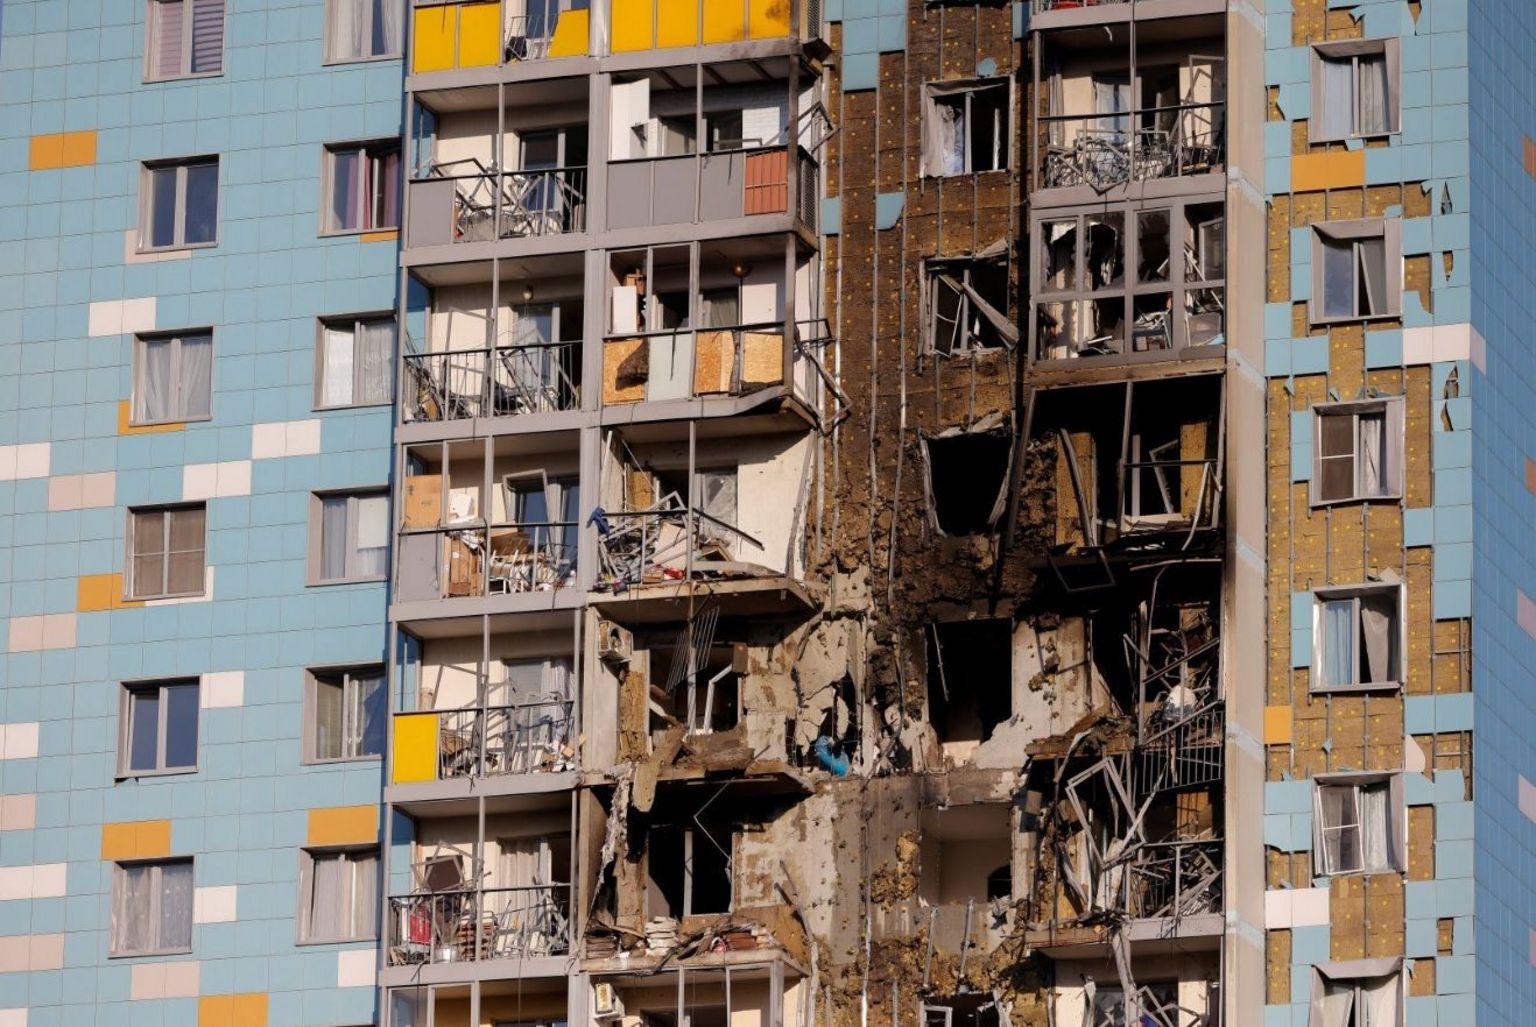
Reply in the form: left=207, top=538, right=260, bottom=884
left=656, top=0, right=699, bottom=47
left=547, top=7, right=591, bottom=55
left=413, top=4, right=458, bottom=73
left=610, top=0, right=655, bottom=52
left=748, top=0, right=789, bottom=39
left=458, top=2, right=502, bottom=66
left=701, top=0, right=746, bottom=43
left=392, top=712, right=439, bottom=784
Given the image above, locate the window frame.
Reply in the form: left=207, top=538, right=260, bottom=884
left=144, top=0, right=225, bottom=83
left=1309, top=398, right=1405, bottom=507
left=1308, top=38, right=1401, bottom=144
left=109, top=857, right=196, bottom=958
left=323, top=0, right=403, bottom=65
left=117, top=678, right=201, bottom=779
left=314, top=312, right=397, bottom=410
left=126, top=503, right=208, bottom=601
left=131, top=328, right=215, bottom=427
left=1312, top=774, right=1404, bottom=878
left=1307, top=960, right=1405, bottom=1027
left=922, top=78, right=1012, bottom=178
left=1310, top=582, right=1404, bottom=694
left=297, top=846, right=380, bottom=945
left=309, top=489, right=391, bottom=585
left=138, top=156, right=221, bottom=252
left=303, top=664, right=386, bottom=764
left=1309, top=219, right=1402, bottom=325
left=922, top=254, right=1012, bottom=356
left=321, top=139, right=403, bottom=236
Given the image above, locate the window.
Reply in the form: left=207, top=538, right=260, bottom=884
left=923, top=80, right=1009, bottom=176
left=128, top=505, right=207, bottom=600
left=1313, top=777, right=1402, bottom=876
left=313, top=491, right=389, bottom=583
left=146, top=0, right=224, bottom=80
left=1312, top=585, right=1401, bottom=692
left=324, top=141, right=401, bottom=234
left=1311, top=39, right=1399, bottom=142
left=922, top=428, right=1012, bottom=536
left=141, top=158, right=219, bottom=251
left=1312, top=400, right=1403, bottom=505
left=1311, top=220, right=1401, bottom=323
left=647, top=825, right=732, bottom=917
left=325, top=0, right=402, bottom=62
left=924, top=255, right=1013, bottom=354
left=299, top=848, right=378, bottom=943
left=1312, top=964, right=1402, bottom=1027
left=120, top=680, right=199, bottom=776
left=133, top=331, right=213, bottom=425
left=307, top=667, right=385, bottom=762
left=1083, top=983, right=1179, bottom=1027
left=111, top=859, right=194, bottom=956
left=652, top=467, right=735, bottom=526
left=318, top=315, right=395, bottom=408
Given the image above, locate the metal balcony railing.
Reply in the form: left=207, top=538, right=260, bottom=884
left=1040, top=106, right=1224, bottom=191
left=409, top=159, right=587, bottom=246
left=1132, top=702, right=1225, bottom=794
left=388, top=883, right=571, bottom=965
left=593, top=501, right=763, bottom=591
left=403, top=340, right=581, bottom=422
left=395, top=699, right=575, bottom=781
left=396, top=522, right=579, bottom=600
left=1120, top=839, right=1223, bottom=920
left=1032, top=0, right=1122, bottom=11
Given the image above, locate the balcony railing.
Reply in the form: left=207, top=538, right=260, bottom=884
left=1040, top=106, right=1224, bottom=192
left=606, top=146, right=816, bottom=232
left=1031, top=0, right=1122, bottom=11
left=602, top=322, right=786, bottom=405
left=1119, top=455, right=1220, bottom=539
left=393, top=700, right=575, bottom=783
left=1120, top=839, right=1223, bottom=921
left=403, top=341, right=582, bottom=422
left=594, top=502, right=764, bottom=590
left=389, top=884, right=571, bottom=965
left=395, top=523, right=578, bottom=601
left=411, top=1, right=588, bottom=74
left=408, top=160, right=587, bottom=247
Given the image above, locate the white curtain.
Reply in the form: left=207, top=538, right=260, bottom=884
left=1357, top=54, right=1390, bottom=135
left=1319, top=983, right=1354, bottom=1027
left=114, top=866, right=154, bottom=953
left=159, top=862, right=194, bottom=949
left=348, top=854, right=378, bottom=937
left=1094, top=78, right=1129, bottom=143
left=1319, top=56, right=1354, bottom=138
left=331, top=149, right=362, bottom=231
left=1359, top=785, right=1390, bottom=872
left=330, top=0, right=363, bottom=61
left=354, top=495, right=389, bottom=577
left=1358, top=413, right=1384, bottom=496
left=1359, top=594, right=1393, bottom=684
left=1360, top=973, right=1399, bottom=1026
left=310, top=854, right=346, bottom=939
left=321, top=496, right=349, bottom=580
left=323, top=326, right=355, bottom=406
left=356, top=672, right=386, bottom=756
left=932, top=101, right=964, bottom=176
left=180, top=334, right=213, bottom=418
left=1358, top=237, right=1388, bottom=316
left=139, top=338, right=173, bottom=421
left=1323, top=599, right=1355, bottom=688
left=372, top=0, right=402, bottom=57
left=316, top=678, right=344, bottom=759
left=358, top=319, right=394, bottom=404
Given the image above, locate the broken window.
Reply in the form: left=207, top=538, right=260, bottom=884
left=921, top=424, right=1013, bottom=536
left=922, top=79, right=1009, bottom=176
left=926, top=620, right=1012, bottom=758
left=1311, top=39, right=1400, bottom=142
left=1312, top=220, right=1402, bottom=322
left=1312, top=585, right=1401, bottom=691
left=649, top=639, right=743, bottom=735
left=647, top=824, right=732, bottom=916
left=922, top=996, right=1001, bottom=1027
left=1312, top=400, right=1403, bottom=505
left=1088, top=982, right=1178, bottom=1027
left=1313, top=777, right=1402, bottom=876
left=654, top=466, right=739, bottom=527
left=1312, top=964, right=1402, bottom=1027
left=924, top=253, right=1014, bottom=354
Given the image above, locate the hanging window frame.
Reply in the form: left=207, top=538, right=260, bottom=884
left=132, top=329, right=215, bottom=426
left=139, top=156, right=221, bottom=252
left=117, top=679, right=201, bottom=778
left=110, top=858, right=196, bottom=957
left=921, top=78, right=1012, bottom=178
left=297, top=846, right=380, bottom=944
left=303, top=665, right=386, bottom=764
left=1311, top=774, right=1404, bottom=878
left=321, top=139, right=403, bottom=235
left=309, top=489, right=391, bottom=585
left=1310, top=219, right=1403, bottom=324
left=145, top=0, right=226, bottom=82
left=922, top=252, right=1015, bottom=355
left=127, top=504, right=208, bottom=601
left=1310, top=399, right=1404, bottom=506
left=315, top=313, right=397, bottom=410
left=1310, top=583, right=1404, bottom=694
left=1309, top=38, right=1401, bottom=144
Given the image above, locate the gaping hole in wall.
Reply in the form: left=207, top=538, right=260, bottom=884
left=646, top=822, right=733, bottom=917
left=926, top=619, right=1012, bottom=760
left=922, top=994, right=1003, bottom=1027
left=647, top=636, right=744, bottom=736
left=919, top=805, right=1013, bottom=905
left=923, top=427, right=1013, bottom=536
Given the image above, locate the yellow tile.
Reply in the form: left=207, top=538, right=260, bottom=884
left=1265, top=705, right=1294, bottom=746
left=307, top=805, right=378, bottom=847
left=1291, top=151, right=1365, bottom=192
left=118, top=400, right=186, bottom=435
left=101, top=819, right=172, bottom=860
left=29, top=131, right=97, bottom=170
left=77, top=573, right=142, bottom=612
left=359, top=230, right=399, bottom=243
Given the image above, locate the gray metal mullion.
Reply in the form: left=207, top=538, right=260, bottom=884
left=174, top=164, right=189, bottom=247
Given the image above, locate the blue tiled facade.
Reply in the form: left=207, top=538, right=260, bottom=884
left=0, top=0, right=399, bottom=1022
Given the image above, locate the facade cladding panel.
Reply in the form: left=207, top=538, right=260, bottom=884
left=0, top=0, right=399, bottom=1024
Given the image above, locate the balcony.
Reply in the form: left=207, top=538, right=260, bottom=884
left=410, top=0, right=589, bottom=75
left=609, top=0, right=818, bottom=51
left=389, top=979, right=568, bottom=1027
left=404, top=341, right=582, bottom=422
left=392, top=700, right=575, bottom=784
left=389, top=883, right=571, bottom=964
left=408, top=162, right=588, bottom=248
left=1040, top=109, right=1223, bottom=192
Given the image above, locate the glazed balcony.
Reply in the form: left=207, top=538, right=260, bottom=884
left=409, top=0, right=590, bottom=76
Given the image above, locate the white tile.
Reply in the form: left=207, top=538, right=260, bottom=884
left=28, top=864, right=65, bottom=899
left=1402, top=326, right=1434, bottom=365
left=337, top=948, right=375, bottom=988
left=120, top=297, right=157, bottom=335
left=182, top=462, right=218, bottom=501
left=1432, top=322, right=1470, bottom=363
left=0, top=795, right=36, bottom=832
left=200, top=672, right=244, bottom=709
left=25, top=934, right=63, bottom=970
left=193, top=885, right=237, bottom=924
left=6, top=617, right=44, bottom=653
left=1263, top=889, right=1291, bottom=929
left=129, top=962, right=166, bottom=1000
left=87, top=299, right=123, bottom=337
left=1291, top=887, right=1331, bottom=927
left=12, top=444, right=49, bottom=480
left=40, top=614, right=75, bottom=650
left=0, top=1008, right=26, bottom=1027
left=214, top=460, right=251, bottom=497
left=162, top=960, right=200, bottom=998
left=80, top=472, right=116, bottom=508
left=0, top=867, right=30, bottom=902
left=250, top=422, right=287, bottom=460
left=285, top=419, right=322, bottom=457
left=1405, top=736, right=1426, bottom=774
left=46, top=475, right=82, bottom=512
left=0, top=448, right=16, bottom=481
left=0, top=723, right=39, bottom=761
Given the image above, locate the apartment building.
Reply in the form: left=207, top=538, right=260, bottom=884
left=2, top=0, right=1535, bottom=1024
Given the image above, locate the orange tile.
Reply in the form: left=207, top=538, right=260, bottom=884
left=198, top=996, right=235, bottom=1027
left=232, top=993, right=268, bottom=1027
left=118, top=400, right=185, bottom=435
left=1526, top=456, right=1536, bottom=494
left=1264, top=705, right=1294, bottom=745
left=306, top=805, right=378, bottom=846
left=29, top=131, right=97, bottom=170
left=359, top=230, right=399, bottom=243
left=101, top=819, right=173, bottom=860
left=77, top=573, right=142, bottom=612
left=1291, top=150, right=1365, bottom=192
